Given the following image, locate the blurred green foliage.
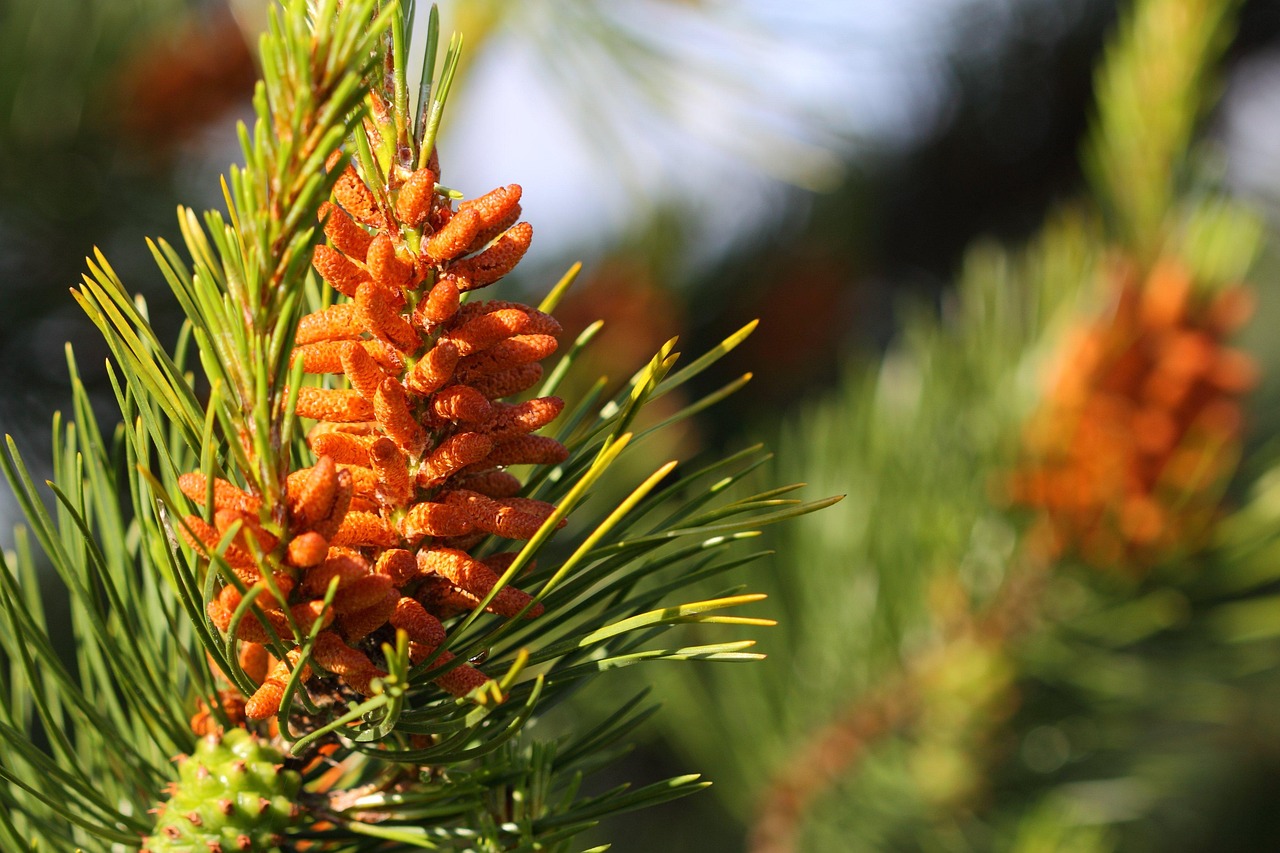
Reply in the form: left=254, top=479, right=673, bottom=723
left=646, top=0, right=1280, bottom=850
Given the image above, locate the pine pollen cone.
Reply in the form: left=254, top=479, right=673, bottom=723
left=207, top=157, right=574, bottom=720
left=395, top=168, right=437, bottom=227
left=246, top=651, right=313, bottom=720
left=341, top=342, right=390, bottom=401
left=366, top=232, right=413, bottom=293
left=420, top=277, right=461, bottom=326
left=190, top=690, right=248, bottom=736
left=448, top=222, right=532, bottom=291
left=321, top=201, right=374, bottom=259
left=1010, top=258, right=1256, bottom=572
left=312, top=244, right=370, bottom=297
left=459, top=184, right=523, bottom=250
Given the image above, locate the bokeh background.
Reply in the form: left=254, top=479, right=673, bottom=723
left=0, top=0, right=1128, bottom=483
left=7, top=0, right=1280, bottom=850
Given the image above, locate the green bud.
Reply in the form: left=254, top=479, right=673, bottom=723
left=142, top=728, right=300, bottom=852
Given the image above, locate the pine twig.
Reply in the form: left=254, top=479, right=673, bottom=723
left=748, top=558, right=1051, bottom=853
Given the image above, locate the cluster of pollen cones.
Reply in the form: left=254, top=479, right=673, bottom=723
left=183, top=147, right=569, bottom=725
left=1009, top=258, right=1257, bottom=571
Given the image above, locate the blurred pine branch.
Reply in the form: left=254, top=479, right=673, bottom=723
left=649, top=0, right=1280, bottom=850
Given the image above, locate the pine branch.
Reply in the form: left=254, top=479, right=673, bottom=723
left=1, top=2, right=837, bottom=850
left=1085, top=0, right=1238, bottom=259
left=654, top=0, right=1268, bottom=850
left=747, top=560, right=1051, bottom=853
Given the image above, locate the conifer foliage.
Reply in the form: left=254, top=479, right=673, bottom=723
left=0, top=2, right=834, bottom=849
left=652, top=0, right=1280, bottom=850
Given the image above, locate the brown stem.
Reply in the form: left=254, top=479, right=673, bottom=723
left=747, top=560, right=1050, bottom=853
left=747, top=678, right=918, bottom=853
